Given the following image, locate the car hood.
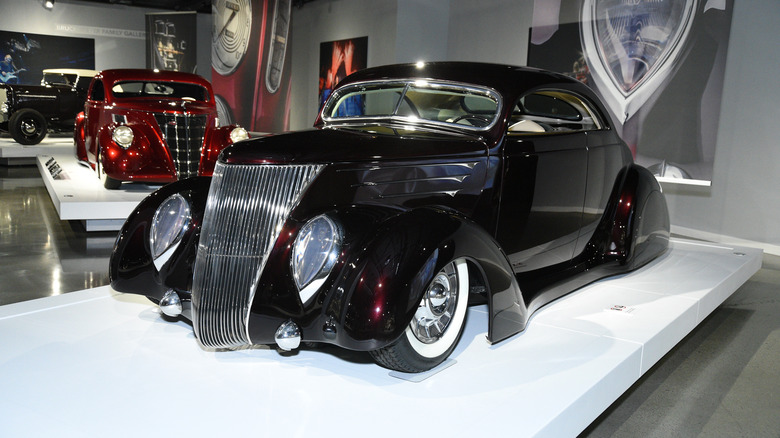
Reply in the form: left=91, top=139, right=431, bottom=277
left=220, top=125, right=489, bottom=165
left=5, top=84, right=63, bottom=99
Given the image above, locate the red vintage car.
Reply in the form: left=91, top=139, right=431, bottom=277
left=74, top=69, right=248, bottom=189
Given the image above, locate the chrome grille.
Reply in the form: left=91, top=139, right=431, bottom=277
left=191, top=161, right=324, bottom=348
left=153, top=113, right=207, bottom=179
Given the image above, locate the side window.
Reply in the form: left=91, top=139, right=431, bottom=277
left=508, top=89, right=604, bottom=134
left=89, top=79, right=105, bottom=101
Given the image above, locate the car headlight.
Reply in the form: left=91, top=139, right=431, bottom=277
left=229, top=126, right=249, bottom=143
left=150, top=194, right=191, bottom=261
left=292, top=215, right=341, bottom=304
left=112, top=125, right=134, bottom=149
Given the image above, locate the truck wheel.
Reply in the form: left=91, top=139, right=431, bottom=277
left=369, top=258, right=469, bottom=373
left=9, top=109, right=47, bottom=145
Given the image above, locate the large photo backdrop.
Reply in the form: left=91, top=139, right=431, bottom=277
left=0, top=31, right=94, bottom=85
left=528, top=0, right=733, bottom=183
left=211, top=0, right=293, bottom=132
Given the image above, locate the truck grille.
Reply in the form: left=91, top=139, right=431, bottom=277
left=153, top=113, right=207, bottom=179
left=191, top=161, right=324, bottom=348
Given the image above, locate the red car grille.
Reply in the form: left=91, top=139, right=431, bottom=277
left=153, top=113, right=207, bottom=180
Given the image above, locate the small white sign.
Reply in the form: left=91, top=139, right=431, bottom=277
left=606, top=304, right=636, bottom=314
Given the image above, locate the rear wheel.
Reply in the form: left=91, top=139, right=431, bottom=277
left=370, top=258, right=469, bottom=373
left=9, top=109, right=47, bottom=145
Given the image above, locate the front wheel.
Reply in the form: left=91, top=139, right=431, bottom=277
left=370, top=258, right=469, bottom=373
left=9, top=109, right=47, bottom=145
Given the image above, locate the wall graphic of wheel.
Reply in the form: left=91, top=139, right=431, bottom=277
left=370, top=258, right=470, bottom=373
left=9, top=109, right=48, bottom=145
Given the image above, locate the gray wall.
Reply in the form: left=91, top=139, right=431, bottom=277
left=2, top=0, right=778, bottom=254
left=289, top=0, right=780, bottom=254
left=288, top=0, right=398, bottom=131
left=0, top=0, right=212, bottom=79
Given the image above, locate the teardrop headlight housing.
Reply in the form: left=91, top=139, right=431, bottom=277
left=291, top=215, right=341, bottom=304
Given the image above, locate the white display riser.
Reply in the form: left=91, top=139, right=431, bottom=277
left=0, top=239, right=762, bottom=437
left=0, top=135, right=74, bottom=165
left=36, top=154, right=158, bottom=231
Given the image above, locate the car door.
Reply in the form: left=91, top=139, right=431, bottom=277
left=495, top=89, right=602, bottom=275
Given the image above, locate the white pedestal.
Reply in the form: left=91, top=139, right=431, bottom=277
left=0, top=239, right=762, bottom=438
left=36, top=154, right=158, bottom=231
left=0, top=135, right=73, bottom=165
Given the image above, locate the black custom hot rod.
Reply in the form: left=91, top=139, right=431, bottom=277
left=0, top=68, right=96, bottom=145
left=110, top=62, right=669, bottom=373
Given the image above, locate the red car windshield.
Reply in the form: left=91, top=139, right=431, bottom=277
left=111, top=81, right=208, bottom=101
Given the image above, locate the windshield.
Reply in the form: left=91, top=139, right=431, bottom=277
left=42, top=73, right=77, bottom=86
left=321, top=80, right=501, bottom=131
left=111, top=81, right=208, bottom=101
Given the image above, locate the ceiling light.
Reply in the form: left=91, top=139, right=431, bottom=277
left=44, top=0, right=54, bottom=9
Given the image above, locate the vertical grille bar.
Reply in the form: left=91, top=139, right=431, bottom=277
left=154, top=113, right=207, bottom=179
left=191, top=162, right=324, bottom=348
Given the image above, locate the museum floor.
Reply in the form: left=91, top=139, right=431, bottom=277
left=1, top=163, right=778, bottom=437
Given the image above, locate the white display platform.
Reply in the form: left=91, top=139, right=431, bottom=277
left=36, top=154, right=159, bottom=231
left=0, top=135, right=73, bottom=165
left=0, top=239, right=762, bottom=438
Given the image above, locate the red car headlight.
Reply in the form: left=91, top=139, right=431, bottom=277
left=229, top=126, right=249, bottom=143
left=112, top=125, right=134, bottom=149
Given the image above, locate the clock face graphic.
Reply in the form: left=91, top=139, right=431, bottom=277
left=212, top=0, right=253, bottom=76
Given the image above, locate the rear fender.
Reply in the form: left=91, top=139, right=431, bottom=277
left=600, top=164, right=670, bottom=268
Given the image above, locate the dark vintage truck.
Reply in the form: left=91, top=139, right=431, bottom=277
left=0, top=68, right=97, bottom=145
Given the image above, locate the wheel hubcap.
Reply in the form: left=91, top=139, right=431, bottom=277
left=410, top=262, right=459, bottom=344
left=20, top=119, right=39, bottom=136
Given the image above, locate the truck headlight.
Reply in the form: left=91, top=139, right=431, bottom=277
left=112, top=125, right=134, bottom=149
left=229, top=126, right=249, bottom=143
left=292, top=215, right=341, bottom=304
left=150, top=194, right=191, bottom=262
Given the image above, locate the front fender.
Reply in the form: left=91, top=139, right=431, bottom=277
left=73, top=111, right=87, bottom=162
left=324, top=207, right=526, bottom=349
left=109, top=176, right=211, bottom=302
left=200, top=124, right=249, bottom=176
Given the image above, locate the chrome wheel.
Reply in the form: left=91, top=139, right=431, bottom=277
left=370, top=258, right=469, bottom=372
left=410, top=263, right=459, bottom=344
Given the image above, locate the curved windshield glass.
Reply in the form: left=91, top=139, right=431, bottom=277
left=111, top=81, right=208, bottom=101
left=322, top=80, right=500, bottom=131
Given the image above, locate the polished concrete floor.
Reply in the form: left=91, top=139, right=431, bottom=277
left=1, top=162, right=778, bottom=437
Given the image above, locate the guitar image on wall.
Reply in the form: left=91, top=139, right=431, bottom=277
left=0, top=55, right=26, bottom=84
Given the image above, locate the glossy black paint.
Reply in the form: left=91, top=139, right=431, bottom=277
left=110, top=176, right=211, bottom=303
left=110, top=62, right=670, bottom=354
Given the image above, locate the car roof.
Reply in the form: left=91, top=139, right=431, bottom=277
left=43, top=68, right=98, bottom=77
left=95, top=69, right=211, bottom=87
left=337, top=62, right=586, bottom=100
